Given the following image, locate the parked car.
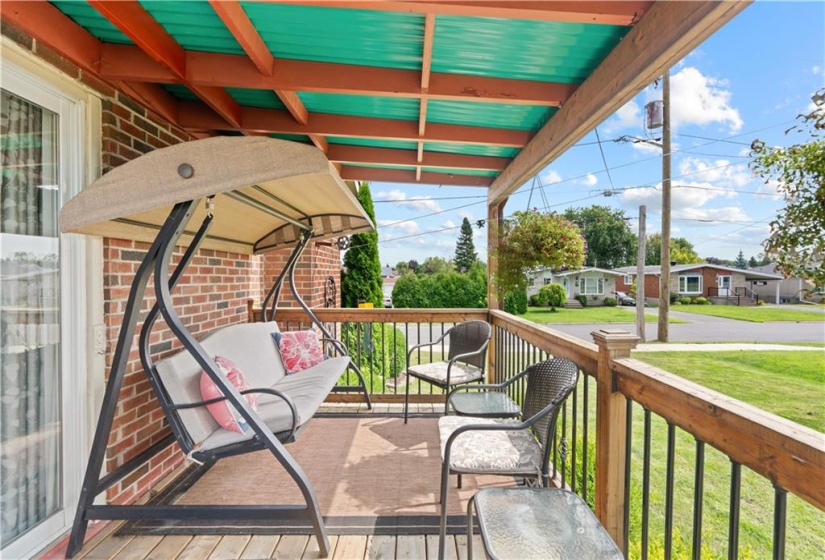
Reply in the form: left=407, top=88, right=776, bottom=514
left=383, top=295, right=393, bottom=308
left=614, top=291, right=636, bottom=306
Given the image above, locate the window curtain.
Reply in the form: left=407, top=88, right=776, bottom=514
left=1, top=89, right=62, bottom=546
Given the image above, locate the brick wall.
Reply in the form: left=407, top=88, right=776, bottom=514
left=262, top=242, right=341, bottom=310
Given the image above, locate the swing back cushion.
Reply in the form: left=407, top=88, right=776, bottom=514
left=200, top=356, right=258, bottom=433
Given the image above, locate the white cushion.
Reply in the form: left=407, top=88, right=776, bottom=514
left=408, top=361, right=483, bottom=386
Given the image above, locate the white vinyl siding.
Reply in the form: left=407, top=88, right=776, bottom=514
left=679, top=275, right=703, bottom=294
left=579, top=276, right=605, bottom=295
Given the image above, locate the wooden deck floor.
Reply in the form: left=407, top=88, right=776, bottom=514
left=58, top=404, right=478, bottom=560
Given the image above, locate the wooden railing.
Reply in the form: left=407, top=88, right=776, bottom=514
left=249, top=304, right=824, bottom=557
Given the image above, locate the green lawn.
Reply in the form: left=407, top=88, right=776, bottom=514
left=672, top=305, right=825, bottom=322
left=524, top=306, right=685, bottom=324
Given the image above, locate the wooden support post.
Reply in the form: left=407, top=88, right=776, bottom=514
left=486, top=199, right=506, bottom=311
left=591, top=329, right=640, bottom=552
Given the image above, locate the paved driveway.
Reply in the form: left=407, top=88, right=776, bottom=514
left=545, top=309, right=825, bottom=344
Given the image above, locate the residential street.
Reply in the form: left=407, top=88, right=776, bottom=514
left=546, top=308, right=825, bottom=344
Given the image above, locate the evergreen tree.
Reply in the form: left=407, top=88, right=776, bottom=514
left=341, top=182, right=383, bottom=307
left=748, top=256, right=758, bottom=268
left=453, top=217, right=478, bottom=272
left=734, top=250, right=748, bottom=269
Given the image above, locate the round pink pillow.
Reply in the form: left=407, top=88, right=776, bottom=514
left=200, top=356, right=259, bottom=433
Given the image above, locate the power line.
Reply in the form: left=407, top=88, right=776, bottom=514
left=594, top=128, right=616, bottom=192
left=373, top=194, right=486, bottom=203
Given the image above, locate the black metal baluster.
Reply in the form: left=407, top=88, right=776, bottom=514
left=641, top=409, right=652, bottom=560
left=728, top=461, right=741, bottom=560
left=692, top=440, right=705, bottom=560
left=571, top=384, right=578, bottom=494
left=623, top=398, right=633, bottom=559
left=664, top=422, right=676, bottom=560
left=582, top=374, right=590, bottom=505
left=773, top=485, right=787, bottom=560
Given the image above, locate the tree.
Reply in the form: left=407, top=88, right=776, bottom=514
left=453, top=217, right=478, bottom=271
left=394, top=260, right=410, bottom=275
left=734, top=250, right=748, bottom=269
left=422, top=256, right=452, bottom=274
left=563, top=206, right=637, bottom=268
left=341, top=182, right=383, bottom=307
left=645, top=234, right=701, bottom=265
left=494, top=210, right=586, bottom=294
left=750, top=89, right=825, bottom=287
left=748, top=256, right=758, bottom=268
left=391, top=264, right=486, bottom=308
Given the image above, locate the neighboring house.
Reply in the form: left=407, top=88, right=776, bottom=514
left=527, top=267, right=624, bottom=305
left=749, top=263, right=819, bottom=304
left=613, top=264, right=783, bottom=304
left=382, top=275, right=398, bottom=307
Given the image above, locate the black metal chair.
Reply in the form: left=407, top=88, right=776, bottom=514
left=435, top=357, right=580, bottom=560
left=403, top=320, right=492, bottom=423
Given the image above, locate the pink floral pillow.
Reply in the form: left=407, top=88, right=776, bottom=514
left=276, top=330, right=324, bottom=374
left=200, top=356, right=258, bottom=433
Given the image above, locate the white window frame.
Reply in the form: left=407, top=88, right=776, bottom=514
left=2, top=40, right=102, bottom=560
left=578, top=276, right=605, bottom=295
left=678, top=274, right=703, bottom=294
left=623, top=275, right=632, bottom=285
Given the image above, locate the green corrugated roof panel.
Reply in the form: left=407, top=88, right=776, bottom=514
left=422, top=167, right=498, bottom=177
left=425, top=142, right=518, bottom=158
left=50, top=1, right=133, bottom=44
left=138, top=1, right=243, bottom=54
left=241, top=3, right=423, bottom=70
left=225, top=88, right=286, bottom=110
left=297, top=93, right=419, bottom=121
left=328, top=138, right=418, bottom=151
left=162, top=84, right=199, bottom=101
left=432, top=16, right=628, bottom=83
left=428, top=100, right=554, bottom=130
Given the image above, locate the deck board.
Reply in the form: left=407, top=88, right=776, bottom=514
left=208, top=535, right=251, bottom=559
left=332, top=535, right=368, bottom=559
left=366, top=535, right=396, bottom=559
left=239, top=535, right=280, bottom=559
left=176, top=535, right=221, bottom=560
left=144, top=536, right=193, bottom=560
left=111, top=536, right=163, bottom=560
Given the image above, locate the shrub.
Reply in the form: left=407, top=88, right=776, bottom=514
left=535, top=282, right=567, bottom=309
left=757, top=299, right=765, bottom=306
left=392, top=265, right=487, bottom=308
left=504, top=289, right=528, bottom=315
left=679, top=296, right=693, bottom=305
left=693, top=296, right=709, bottom=305
left=342, top=323, right=407, bottom=378
left=670, top=292, right=679, bottom=304
left=529, top=294, right=541, bottom=307
left=575, top=294, right=588, bottom=307
left=603, top=297, right=617, bottom=307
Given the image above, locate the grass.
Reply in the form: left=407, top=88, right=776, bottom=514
left=671, top=305, right=825, bottom=322
left=523, top=306, right=686, bottom=324
left=563, top=350, right=825, bottom=558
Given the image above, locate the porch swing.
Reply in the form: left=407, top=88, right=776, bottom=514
left=59, top=136, right=375, bottom=558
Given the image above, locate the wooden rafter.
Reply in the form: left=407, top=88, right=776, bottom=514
left=178, top=102, right=531, bottom=147
left=259, top=1, right=653, bottom=26
left=339, top=166, right=493, bottom=187
left=98, top=46, right=575, bottom=107
left=327, top=145, right=508, bottom=171
left=208, top=0, right=327, bottom=151
left=489, top=0, right=752, bottom=203
left=88, top=0, right=243, bottom=128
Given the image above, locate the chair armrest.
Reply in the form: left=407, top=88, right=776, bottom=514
left=406, top=330, right=451, bottom=366
left=172, top=388, right=300, bottom=441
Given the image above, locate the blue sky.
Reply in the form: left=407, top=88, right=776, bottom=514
left=368, top=1, right=824, bottom=269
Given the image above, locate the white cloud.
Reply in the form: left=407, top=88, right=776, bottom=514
left=458, top=211, right=474, bottom=221
left=668, top=67, right=743, bottom=133
left=540, top=169, right=563, bottom=185
left=378, top=219, right=421, bottom=236
left=620, top=178, right=740, bottom=219
left=813, top=65, right=822, bottom=75
left=677, top=157, right=752, bottom=189
left=578, top=173, right=598, bottom=187
left=374, top=189, right=441, bottom=212
left=442, top=220, right=456, bottom=230
left=603, top=100, right=642, bottom=133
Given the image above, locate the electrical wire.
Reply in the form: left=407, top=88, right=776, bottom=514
left=594, top=128, right=616, bottom=192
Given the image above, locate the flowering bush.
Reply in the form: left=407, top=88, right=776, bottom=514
left=494, top=210, right=586, bottom=293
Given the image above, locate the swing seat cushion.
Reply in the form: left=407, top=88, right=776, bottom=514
left=156, top=321, right=352, bottom=451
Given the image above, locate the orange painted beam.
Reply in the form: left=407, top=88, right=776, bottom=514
left=89, top=0, right=243, bottom=128
left=208, top=0, right=274, bottom=75
left=178, top=102, right=531, bottom=147
left=99, top=46, right=575, bottom=106
left=258, top=1, right=653, bottom=26
left=1, top=0, right=101, bottom=73
left=309, top=134, right=328, bottom=152
left=327, top=144, right=509, bottom=171
left=339, top=166, right=493, bottom=187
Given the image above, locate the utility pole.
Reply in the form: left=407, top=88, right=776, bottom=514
left=636, top=205, right=646, bottom=341
left=658, top=70, right=671, bottom=342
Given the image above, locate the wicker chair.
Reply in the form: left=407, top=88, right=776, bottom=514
left=403, top=320, right=492, bottom=423
left=435, top=357, right=579, bottom=560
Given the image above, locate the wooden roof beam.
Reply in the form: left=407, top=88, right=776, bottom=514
left=98, top=45, right=575, bottom=106
left=339, top=166, right=493, bottom=187
left=89, top=0, right=243, bottom=128
left=262, top=1, right=653, bottom=26
left=327, top=144, right=509, bottom=171
left=178, top=102, right=531, bottom=147
left=489, top=0, right=752, bottom=204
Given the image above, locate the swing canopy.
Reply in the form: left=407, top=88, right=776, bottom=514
left=60, top=136, right=374, bottom=254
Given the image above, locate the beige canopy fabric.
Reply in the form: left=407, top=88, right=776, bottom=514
left=60, top=137, right=373, bottom=254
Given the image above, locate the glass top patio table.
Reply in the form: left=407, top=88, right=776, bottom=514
left=469, top=487, right=623, bottom=560
left=450, top=391, right=521, bottom=418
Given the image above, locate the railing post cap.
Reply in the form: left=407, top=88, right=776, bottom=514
left=591, top=329, right=640, bottom=351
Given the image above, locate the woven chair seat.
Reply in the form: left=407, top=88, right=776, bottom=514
left=438, top=416, right=543, bottom=476
left=408, top=361, right=483, bottom=386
